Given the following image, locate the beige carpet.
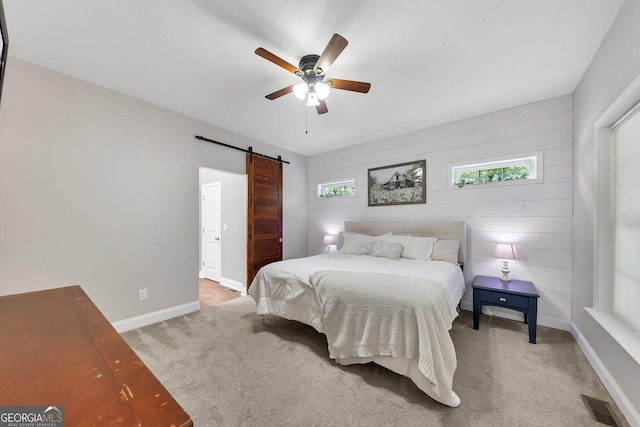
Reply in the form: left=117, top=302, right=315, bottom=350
left=122, top=296, right=628, bottom=427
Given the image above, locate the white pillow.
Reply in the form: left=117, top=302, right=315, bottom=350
left=378, top=234, right=409, bottom=246
left=401, top=235, right=437, bottom=260
left=431, top=240, right=460, bottom=265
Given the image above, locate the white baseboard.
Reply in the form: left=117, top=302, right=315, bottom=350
left=537, top=315, right=570, bottom=331
left=220, top=277, right=246, bottom=296
left=459, top=301, right=570, bottom=331
left=112, top=301, right=200, bottom=333
left=571, top=322, right=640, bottom=427
left=199, top=270, right=204, bottom=279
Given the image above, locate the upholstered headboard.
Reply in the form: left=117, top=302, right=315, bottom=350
left=342, top=220, right=467, bottom=265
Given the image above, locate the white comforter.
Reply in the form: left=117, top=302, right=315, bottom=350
left=312, top=270, right=460, bottom=406
left=248, top=252, right=465, bottom=407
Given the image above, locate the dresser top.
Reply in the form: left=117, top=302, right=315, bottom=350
left=0, top=286, right=193, bottom=426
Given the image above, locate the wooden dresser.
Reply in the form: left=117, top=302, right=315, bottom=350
left=0, top=286, right=192, bottom=426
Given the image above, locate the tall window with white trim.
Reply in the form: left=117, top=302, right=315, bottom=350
left=611, top=108, right=640, bottom=333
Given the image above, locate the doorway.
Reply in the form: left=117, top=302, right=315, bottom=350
left=199, top=167, right=247, bottom=303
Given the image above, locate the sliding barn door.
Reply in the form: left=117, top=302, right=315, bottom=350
left=246, top=154, right=283, bottom=290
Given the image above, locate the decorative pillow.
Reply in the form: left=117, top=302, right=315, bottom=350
left=372, top=241, right=403, bottom=260
left=401, top=236, right=438, bottom=261
left=355, top=241, right=376, bottom=255
left=431, top=240, right=460, bottom=265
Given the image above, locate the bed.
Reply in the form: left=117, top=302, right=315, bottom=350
left=248, top=220, right=467, bottom=407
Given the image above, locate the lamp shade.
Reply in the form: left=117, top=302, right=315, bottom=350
left=495, top=243, right=515, bottom=259
left=315, top=82, right=330, bottom=100
left=306, top=91, right=320, bottom=106
left=323, top=234, right=335, bottom=245
left=293, top=82, right=308, bottom=100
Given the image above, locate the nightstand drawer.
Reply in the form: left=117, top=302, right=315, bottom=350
left=481, top=291, right=529, bottom=309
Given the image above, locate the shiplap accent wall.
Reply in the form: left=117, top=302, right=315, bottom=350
left=308, top=95, right=573, bottom=330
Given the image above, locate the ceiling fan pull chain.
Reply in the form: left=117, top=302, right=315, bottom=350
left=305, top=106, right=309, bottom=134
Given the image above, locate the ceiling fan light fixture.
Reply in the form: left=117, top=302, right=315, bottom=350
left=255, top=33, right=370, bottom=115
left=315, top=81, right=330, bottom=100
left=306, top=91, right=320, bottom=107
left=293, top=82, right=308, bottom=100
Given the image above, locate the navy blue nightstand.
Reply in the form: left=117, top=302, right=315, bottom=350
left=472, top=275, right=540, bottom=344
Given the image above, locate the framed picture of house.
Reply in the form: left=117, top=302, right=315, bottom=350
left=368, top=159, right=426, bottom=206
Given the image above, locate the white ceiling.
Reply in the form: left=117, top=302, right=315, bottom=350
left=3, top=0, right=625, bottom=156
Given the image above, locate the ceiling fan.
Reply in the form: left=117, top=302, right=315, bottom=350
left=255, top=34, right=371, bottom=115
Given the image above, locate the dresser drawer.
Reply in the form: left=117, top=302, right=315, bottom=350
left=480, top=290, right=529, bottom=309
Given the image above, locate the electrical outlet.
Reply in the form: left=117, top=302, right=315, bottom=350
left=138, top=289, right=148, bottom=301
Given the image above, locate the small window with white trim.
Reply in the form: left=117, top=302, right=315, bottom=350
left=317, top=178, right=356, bottom=198
left=450, top=152, right=543, bottom=189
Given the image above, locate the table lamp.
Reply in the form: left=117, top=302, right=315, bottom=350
left=323, top=234, right=336, bottom=252
left=495, top=243, right=515, bottom=281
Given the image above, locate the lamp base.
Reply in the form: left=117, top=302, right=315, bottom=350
left=500, top=261, right=511, bottom=282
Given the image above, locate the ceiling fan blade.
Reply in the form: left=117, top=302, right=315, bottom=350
left=316, top=100, right=328, bottom=115
left=327, top=78, right=371, bottom=93
left=255, top=48, right=301, bottom=75
left=314, top=34, right=348, bottom=75
left=265, top=85, right=294, bottom=100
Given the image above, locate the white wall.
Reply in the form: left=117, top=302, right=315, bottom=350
left=572, top=0, right=640, bottom=424
left=0, top=58, right=308, bottom=324
left=308, top=95, right=573, bottom=330
left=199, top=167, right=247, bottom=291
